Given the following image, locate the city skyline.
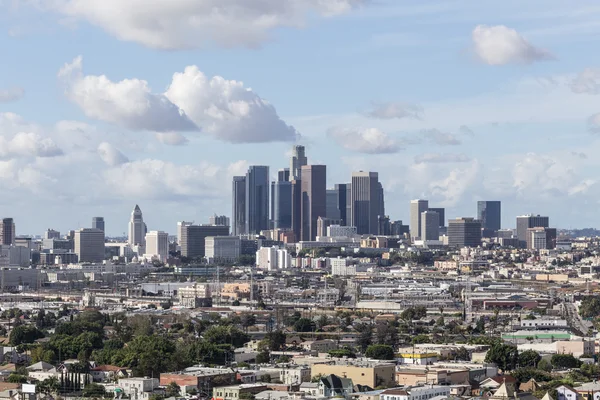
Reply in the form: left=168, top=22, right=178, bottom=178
left=2, top=1, right=600, bottom=233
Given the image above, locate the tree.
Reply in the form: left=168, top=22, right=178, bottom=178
left=7, top=374, right=27, bottom=383
left=328, top=348, right=356, bottom=358
left=9, top=325, right=44, bottom=346
left=579, top=297, right=600, bottom=319
left=485, top=343, right=519, bottom=372
left=518, top=350, right=541, bottom=368
left=537, top=359, right=552, bottom=372
left=240, top=314, right=257, bottom=332
left=256, top=350, right=270, bottom=364
left=263, top=331, right=286, bottom=351
left=454, top=347, right=470, bottom=361
left=294, top=318, right=315, bottom=333
left=202, top=325, right=250, bottom=347
left=355, top=323, right=372, bottom=352
left=365, top=344, right=395, bottom=360
left=512, top=367, right=552, bottom=384
left=166, top=382, right=181, bottom=397
left=83, top=383, right=106, bottom=398
left=551, top=354, right=582, bottom=370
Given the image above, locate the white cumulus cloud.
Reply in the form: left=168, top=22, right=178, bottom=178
left=420, top=129, right=462, bottom=146
left=0, top=87, right=24, bottom=103
left=588, top=113, right=600, bottom=133
left=49, top=0, right=365, bottom=50
left=571, top=68, right=600, bottom=95
left=97, top=142, right=129, bottom=166
left=58, top=56, right=198, bottom=132
left=414, top=153, right=470, bottom=164
left=327, top=127, right=401, bottom=154
left=155, top=132, right=189, bottom=146
left=472, top=25, right=553, bottom=65
left=165, top=66, right=298, bottom=143
left=0, top=132, right=63, bottom=159
left=366, top=102, right=423, bottom=119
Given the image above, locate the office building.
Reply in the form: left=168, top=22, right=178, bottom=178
left=44, top=229, right=60, bottom=240
left=332, top=184, right=350, bottom=226
left=448, top=218, right=482, bottom=248
left=177, top=221, right=192, bottom=245
left=245, top=166, right=270, bottom=234
left=376, top=181, right=385, bottom=219
left=209, top=215, right=230, bottom=227
left=351, top=171, right=381, bottom=235
left=92, top=217, right=105, bottom=232
left=378, top=215, right=391, bottom=236
left=180, top=224, right=229, bottom=258
left=205, top=236, right=241, bottom=263
left=232, top=176, right=246, bottom=236
left=428, top=208, right=445, bottom=228
left=128, top=205, right=147, bottom=246
left=477, top=201, right=501, bottom=236
left=0, top=218, right=15, bottom=246
left=272, top=171, right=292, bottom=230
left=410, top=200, right=429, bottom=239
left=326, top=189, right=341, bottom=220
left=74, top=228, right=105, bottom=263
left=256, top=246, right=291, bottom=271
left=527, top=227, right=557, bottom=250
left=42, top=238, right=74, bottom=251
left=317, top=217, right=342, bottom=238
left=328, top=225, right=357, bottom=238
left=291, top=179, right=302, bottom=242
left=420, top=211, right=440, bottom=241
left=145, top=231, right=169, bottom=261
left=301, top=165, right=327, bottom=241
left=290, top=145, right=308, bottom=180
left=391, top=220, right=410, bottom=236
left=516, top=215, right=549, bottom=245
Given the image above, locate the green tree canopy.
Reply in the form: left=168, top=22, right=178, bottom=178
left=365, top=344, right=395, bottom=360
left=9, top=325, right=44, bottom=346
left=485, top=343, right=519, bottom=372
left=518, top=350, right=541, bottom=368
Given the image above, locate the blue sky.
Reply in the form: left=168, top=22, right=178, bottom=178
left=1, top=0, right=600, bottom=235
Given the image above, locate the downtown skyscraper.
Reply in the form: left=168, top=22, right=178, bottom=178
left=410, top=199, right=429, bottom=239
left=350, top=171, right=383, bottom=235
left=290, top=145, right=307, bottom=181
left=300, top=165, right=326, bottom=241
left=272, top=169, right=292, bottom=230
left=477, top=201, right=501, bottom=235
left=232, top=176, right=246, bottom=236
left=245, top=166, right=270, bottom=234
left=128, top=205, right=147, bottom=246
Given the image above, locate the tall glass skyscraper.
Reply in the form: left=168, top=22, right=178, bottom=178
left=300, top=165, right=326, bottom=241
left=245, top=166, right=270, bottom=234
left=232, top=176, right=246, bottom=236
left=272, top=169, right=292, bottom=230
left=477, top=201, right=501, bottom=232
left=351, top=171, right=382, bottom=235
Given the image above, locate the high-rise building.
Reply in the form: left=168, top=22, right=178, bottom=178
left=477, top=201, right=501, bottom=235
left=300, top=165, right=327, bottom=241
left=209, top=215, right=230, bottom=226
left=351, top=171, right=381, bottom=235
left=420, top=211, right=440, bottom=241
left=378, top=215, right=391, bottom=236
left=74, top=228, right=105, bottom=263
left=232, top=176, right=246, bottom=236
left=0, top=218, right=15, bottom=246
left=317, top=217, right=341, bottom=238
left=376, top=181, right=385, bottom=219
left=332, top=184, right=349, bottom=226
left=177, top=221, right=192, bottom=245
left=44, top=229, right=60, bottom=240
left=245, top=166, right=270, bottom=234
left=290, top=145, right=308, bottom=181
left=272, top=178, right=292, bottom=230
left=527, top=227, right=556, bottom=250
left=291, top=179, right=302, bottom=242
left=326, top=189, right=341, bottom=220
left=92, top=217, right=105, bottom=232
left=448, top=218, right=482, bottom=248
left=145, top=231, right=169, bottom=261
left=128, top=205, right=147, bottom=246
left=410, top=200, right=429, bottom=239
left=428, top=208, right=445, bottom=228
left=278, top=168, right=290, bottom=182
left=180, top=224, right=230, bottom=258
left=516, top=215, right=549, bottom=246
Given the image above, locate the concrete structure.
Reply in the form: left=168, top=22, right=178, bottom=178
left=92, top=217, right=105, bottom=232
left=351, top=171, right=382, bottom=235
left=144, top=231, right=168, bottom=261
left=420, top=211, right=439, bottom=241
left=178, top=284, right=212, bottom=308
left=327, top=225, right=357, bottom=238
left=331, top=257, right=355, bottom=276
left=477, top=201, right=501, bottom=233
left=256, top=246, right=291, bottom=271
left=180, top=224, right=229, bottom=258
left=128, top=205, right=147, bottom=247
left=209, top=215, right=230, bottom=227
left=311, top=362, right=396, bottom=388
left=380, top=385, right=451, bottom=400
left=0, top=218, right=15, bottom=246
left=74, top=228, right=105, bottom=263
left=448, top=218, right=482, bottom=248
left=118, top=377, right=159, bottom=399
left=516, top=214, right=549, bottom=245
left=0, top=245, right=30, bottom=267
left=205, top=236, right=241, bottom=263
left=428, top=208, right=445, bottom=228
left=326, top=189, right=341, bottom=220
left=213, top=384, right=268, bottom=400
left=317, top=217, right=341, bottom=238
left=301, top=165, right=327, bottom=241
left=246, top=166, right=270, bottom=234
left=232, top=176, right=247, bottom=236
left=410, top=200, right=428, bottom=239
left=44, top=229, right=60, bottom=240
left=290, top=145, right=308, bottom=181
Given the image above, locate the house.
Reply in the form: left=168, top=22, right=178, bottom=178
left=480, top=376, right=517, bottom=392
left=0, top=365, right=16, bottom=380
left=299, top=382, right=319, bottom=397
left=380, top=385, right=450, bottom=400
left=301, top=339, right=337, bottom=354
left=318, top=374, right=354, bottom=398
left=0, top=382, right=20, bottom=400
left=212, top=383, right=268, bottom=400
left=27, top=362, right=58, bottom=382
left=556, top=385, right=577, bottom=400
left=90, top=365, right=128, bottom=382
left=118, top=377, right=159, bottom=400
left=311, top=361, right=396, bottom=388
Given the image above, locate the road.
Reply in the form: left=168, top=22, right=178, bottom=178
left=564, top=301, right=593, bottom=336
